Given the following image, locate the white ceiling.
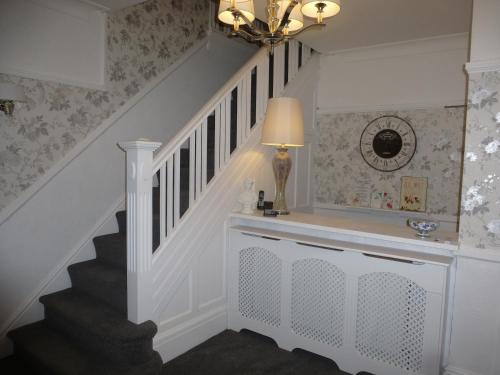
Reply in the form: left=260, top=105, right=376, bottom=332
left=254, top=0, right=473, bottom=53
left=81, top=0, right=473, bottom=53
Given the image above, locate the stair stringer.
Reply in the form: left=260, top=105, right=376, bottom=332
left=149, top=54, right=321, bottom=363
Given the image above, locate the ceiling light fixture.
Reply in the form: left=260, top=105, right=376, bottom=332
left=217, top=0, right=341, bottom=48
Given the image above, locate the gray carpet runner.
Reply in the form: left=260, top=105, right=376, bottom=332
left=3, top=208, right=163, bottom=374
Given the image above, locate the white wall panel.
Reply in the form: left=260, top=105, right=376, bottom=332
left=0, top=0, right=106, bottom=89
left=317, top=34, right=469, bottom=112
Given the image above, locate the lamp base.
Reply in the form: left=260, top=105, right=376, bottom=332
left=272, top=147, right=292, bottom=215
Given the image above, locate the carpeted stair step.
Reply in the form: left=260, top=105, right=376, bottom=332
left=40, top=289, right=157, bottom=366
left=8, top=321, right=163, bottom=375
left=94, top=233, right=126, bottom=269
left=8, top=321, right=107, bottom=374
left=68, top=259, right=126, bottom=315
left=0, top=354, right=31, bottom=373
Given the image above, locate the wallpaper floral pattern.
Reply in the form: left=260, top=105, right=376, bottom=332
left=0, top=0, right=209, bottom=211
left=459, top=71, right=500, bottom=250
left=314, top=108, right=465, bottom=218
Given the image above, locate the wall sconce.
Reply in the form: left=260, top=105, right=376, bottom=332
left=0, top=83, right=26, bottom=116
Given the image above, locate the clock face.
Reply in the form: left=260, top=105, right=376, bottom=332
left=360, top=116, right=416, bottom=172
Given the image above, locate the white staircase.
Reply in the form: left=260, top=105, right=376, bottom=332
left=120, top=40, right=317, bottom=360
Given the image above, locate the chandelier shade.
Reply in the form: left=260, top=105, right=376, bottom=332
left=301, top=0, right=341, bottom=19
left=218, top=0, right=255, bottom=25
left=278, top=1, right=303, bottom=32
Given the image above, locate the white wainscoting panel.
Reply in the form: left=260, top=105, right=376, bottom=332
left=0, top=0, right=106, bottom=89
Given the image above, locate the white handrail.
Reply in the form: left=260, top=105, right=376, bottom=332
left=152, top=47, right=268, bottom=173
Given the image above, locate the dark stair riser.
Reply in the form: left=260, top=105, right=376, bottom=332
left=68, top=260, right=127, bottom=315
left=94, top=233, right=127, bottom=269
left=8, top=322, right=163, bottom=375
left=41, top=293, right=156, bottom=366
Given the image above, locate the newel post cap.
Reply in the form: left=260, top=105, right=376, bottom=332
left=119, top=139, right=162, bottom=152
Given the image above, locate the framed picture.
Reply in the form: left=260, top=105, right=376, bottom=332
left=400, top=176, right=428, bottom=212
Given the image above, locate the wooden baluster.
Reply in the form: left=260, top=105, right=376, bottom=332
left=166, top=157, right=174, bottom=236
left=173, top=149, right=181, bottom=226
left=159, top=163, right=166, bottom=246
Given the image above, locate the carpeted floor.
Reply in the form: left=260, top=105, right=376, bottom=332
left=162, top=329, right=353, bottom=375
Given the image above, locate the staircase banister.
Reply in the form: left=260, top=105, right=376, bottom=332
left=152, top=47, right=267, bottom=173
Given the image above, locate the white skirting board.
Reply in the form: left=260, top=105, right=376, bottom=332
left=443, top=366, right=485, bottom=375
left=154, top=306, right=227, bottom=363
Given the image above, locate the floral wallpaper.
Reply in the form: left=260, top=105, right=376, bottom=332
left=0, top=0, right=209, bottom=211
left=314, top=108, right=465, bottom=218
left=459, top=71, right=500, bottom=250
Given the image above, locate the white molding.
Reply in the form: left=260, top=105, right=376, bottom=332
left=154, top=305, right=227, bottom=362
left=0, top=36, right=209, bottom=227
left=443, top=366, right=485, bottom=375
left=465, top=59, right=500, bottom=74
left=0, top=65, right=108, bottom=91
left=325, top=33, right=469, bottom=60
left=317, top=101, right=466, bottom=115
left=457, top=245, right=500, bottom=263
left=0, top=193, right=125, bottom=341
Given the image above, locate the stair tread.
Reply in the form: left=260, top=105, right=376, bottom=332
left=40, top=289, right=156, bottom=341
left=68, top=259, right=126, bottom=314
left=8, top=321, right=106, bottom=374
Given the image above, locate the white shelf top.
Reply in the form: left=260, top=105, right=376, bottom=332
left=229, top=210, right=459, bottom=253
left=230, top=225, right=453, bottom=266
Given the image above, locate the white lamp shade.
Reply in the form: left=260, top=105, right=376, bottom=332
left=261, top=97, right=304, bottom=147
left=301, top=0, right=341, bottom=19
left=278, top=1, right=304, bottom=32
left=0, top=83, right=25, bottom=101
left=218, top=0, right=255, bottom=25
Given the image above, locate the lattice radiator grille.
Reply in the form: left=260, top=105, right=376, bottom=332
left=355, top=272, right=427, bottom=372
left=291, top=258, right=346, bottom=347
left=238, top=247, right=282, bottom=327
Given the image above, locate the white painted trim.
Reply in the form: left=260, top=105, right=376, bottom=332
left=0, top=193, right=125, bottom=340
left=465, top=59, right=500, bottom=74
left=0, top=65, right=108, bottom=91
left=325, top=33, right=469, bottom=58
left=443, top=366, right=485, bottom=375
left=457, top=245, right=500, bottom=263
left=154, top=305, right=227, bottom=362
left=317, top=101, right=466, bottom=114
left=0, top=36, right=209, bottom=227
left=76, top=0, right=111, bottom=12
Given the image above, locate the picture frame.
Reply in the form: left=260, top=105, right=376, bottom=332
left=400, top=176, right=428, bottom=212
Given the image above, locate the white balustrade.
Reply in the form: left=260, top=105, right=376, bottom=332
left=120, top=42, right=314, bottom=324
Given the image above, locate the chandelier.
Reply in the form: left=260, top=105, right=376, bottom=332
left=217, top=0, right=341, bottom=47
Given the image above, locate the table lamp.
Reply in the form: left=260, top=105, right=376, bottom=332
left=261, top=97, right=304, bottom=215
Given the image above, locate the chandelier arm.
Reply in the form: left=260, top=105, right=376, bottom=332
left=235, top=27, right=264, bottom=42
left=231, top=9, right=263, bottom=36
left=286, top=22, right=326, bottom=37
left=277, top=0, right=300, bottom=32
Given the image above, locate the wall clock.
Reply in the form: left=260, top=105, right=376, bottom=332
left=360, top=115, right=416, bottom=172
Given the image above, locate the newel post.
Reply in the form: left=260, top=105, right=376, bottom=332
left=119, top=140, right=162, bottom=324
